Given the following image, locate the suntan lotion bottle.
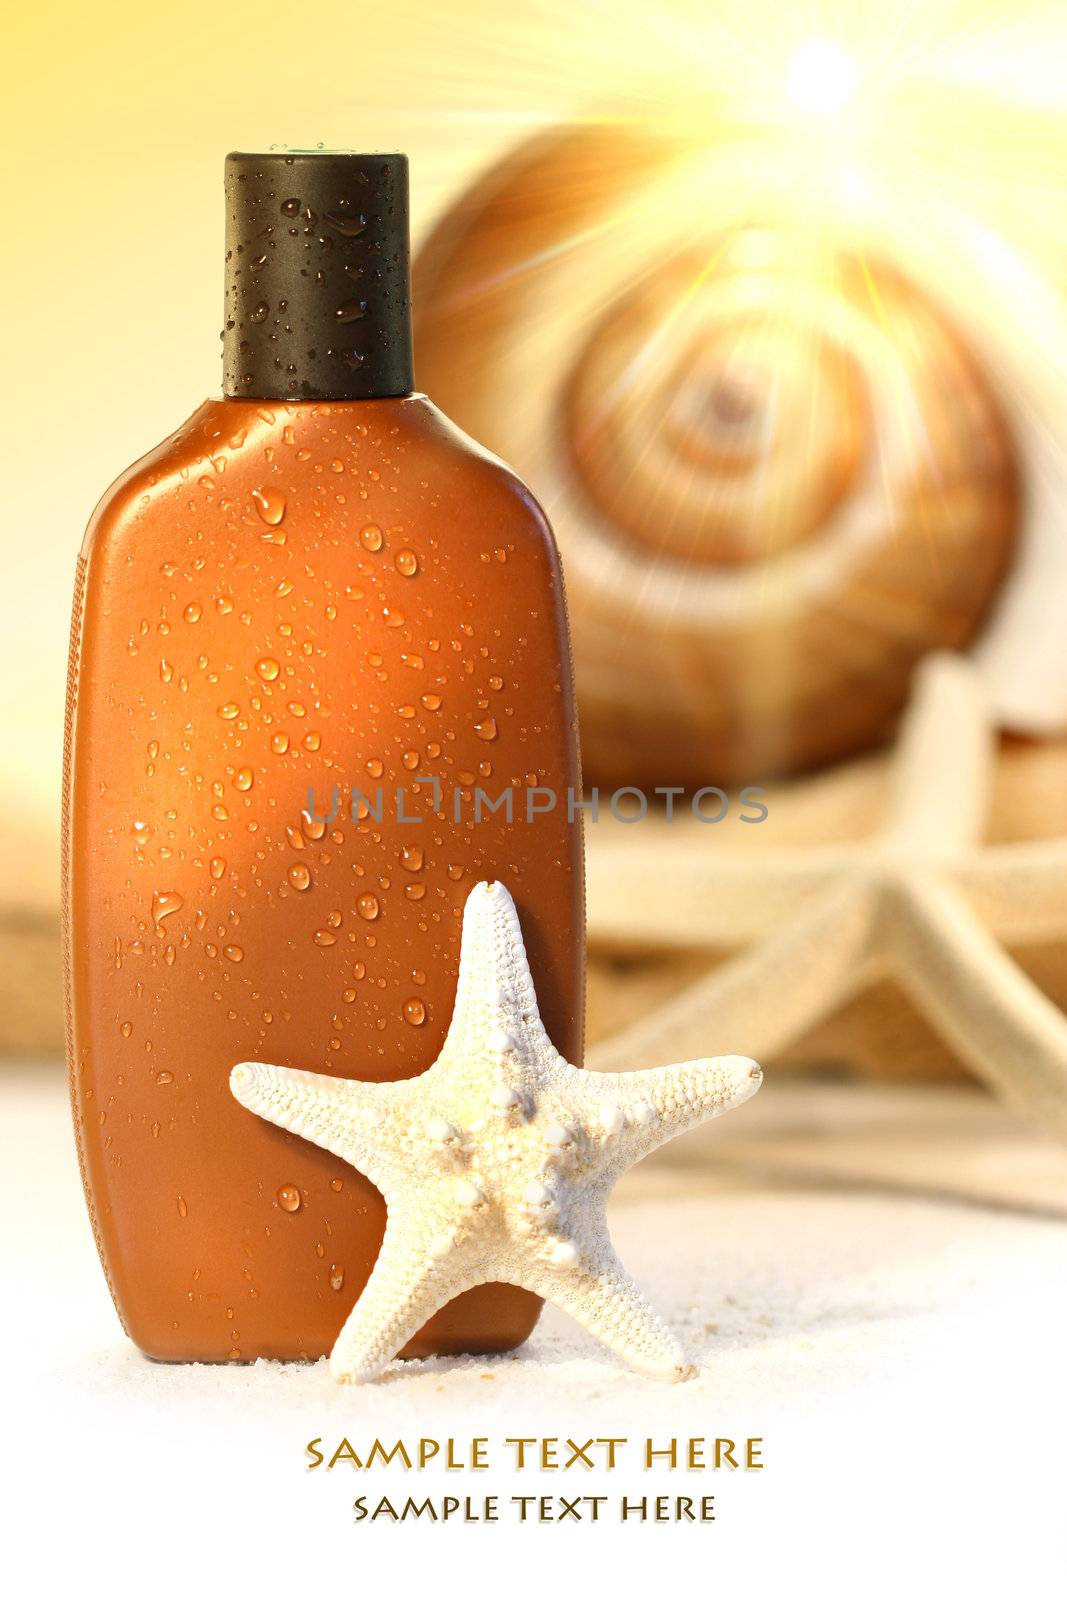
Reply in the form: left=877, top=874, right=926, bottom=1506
left=63, top=151, right=584, bottom=1361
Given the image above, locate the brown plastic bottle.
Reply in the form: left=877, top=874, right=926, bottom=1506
left=62, top=152, right=584, bottom=1362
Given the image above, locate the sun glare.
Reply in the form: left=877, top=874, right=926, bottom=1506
left=787, top=38, right=860, bottom=115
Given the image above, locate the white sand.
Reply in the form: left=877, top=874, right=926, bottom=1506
left=5, top=1064, right=1067, bottom=1595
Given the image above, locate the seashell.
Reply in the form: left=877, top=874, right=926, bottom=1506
left=414, top=124, right=1020, bottom=787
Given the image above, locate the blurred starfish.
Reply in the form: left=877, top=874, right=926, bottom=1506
left=588, top=653, right=1067, bottom=1136
left=231, top=881, right=761, bottom=1383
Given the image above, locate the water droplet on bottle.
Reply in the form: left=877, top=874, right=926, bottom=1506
left=359, top=524, right=383, bottom=552
left=313, top=928, right=337, bottom=947
left=256, top=656, right=280, bottom=680
left=474, top=717, right=499, bottom=742
left=280, top=197, right=301, bottom=217
left=329, top=1264, right=345, bottom=1290
left=209, top=856, right=226, bottom=880
left=160, top=659, right=174, bottom=684
left=288, top=863, right=312, bottom=891
left=218, top=701, right=240, bottom=720
left=234, top=767, right=254, bottom=791
left=403, top=998, right=427, bottom=1027
left=421, top=693, right=442, bottom=711
left=271, top=731, right=290, bottom=753
left=131, top=819, right=154, bottom=843
left=366, top=757, right=383, bottom=778
left=120, top=1020, right=133, bottom=1038
left=223, top=943, right=244, bottom=963
left=394, top=549, right=418, bottom=577
left=183, top=602, right=202, bottom=623
left=447, top=863, right=464, bottom=880
left=357, top=893, right=380, bottom=921
left=277, top=1184, right=302, bottom=1212
left=335, top=298, right=367, bottom=323
left=177, top=1196, right=188, bottom=1218
left=251, top=487, right=286, bottom=526
left=404, top=882, right=426, bottom=901
left=302, top=731, right=321, bottom=752
left=398, top=704, right=415, bottom=719
left=400, top=845, right=423, bottom=872
left=156, top=1070, right=174, bottom=1086
left=301, top=811, right=327, bottom=841
left=250, top=302, right=269, bottom=324
left=324, top=210, right=366, bottom=237
left=151, top=890, right=183, bottom=927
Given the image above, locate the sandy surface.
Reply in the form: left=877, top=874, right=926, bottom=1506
left=6, top=1064, right=1067, bottom=1595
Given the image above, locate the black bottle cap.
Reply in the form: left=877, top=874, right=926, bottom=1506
left=223, top=151, right=414, bottom=402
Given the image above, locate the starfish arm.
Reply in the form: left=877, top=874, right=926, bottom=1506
left=587, top=837, right=852, bottom=950
left=229, top=1061, right=411, bottom=1188
left=887, top=873, right=1067, bottom=1136
left=578, top=1054, right=761, bottom=1162
left=329, top=1215, right=476, bottom=1384
left=525, top=1234, right=693, bottom=1382
left=587, top=875, right=878, bottom=1075
left=879, top=652, right=993, bottom=860
left=435, top=880, right=550, bottom=1067
left=954, top=840, right=1067, bottom=944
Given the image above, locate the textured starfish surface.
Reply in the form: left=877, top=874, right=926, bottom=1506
left=587, top=652, right=1067, bottom=1136
left=231, top=881, right=761, bottom=1383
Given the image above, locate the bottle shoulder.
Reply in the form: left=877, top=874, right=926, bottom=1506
left=413, top=397, right=556, bottom=535
left=82, top=394, right=558, bottom=565
left=80, top=398, right=219, bottom=558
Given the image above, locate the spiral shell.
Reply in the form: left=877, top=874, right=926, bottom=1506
left=414, top=124, right=1020, bottom=787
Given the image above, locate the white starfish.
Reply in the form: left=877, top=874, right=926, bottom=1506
left=586, top=652, right=1067, bottom=1135
left=230, top=880, right=761, bottom=1383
